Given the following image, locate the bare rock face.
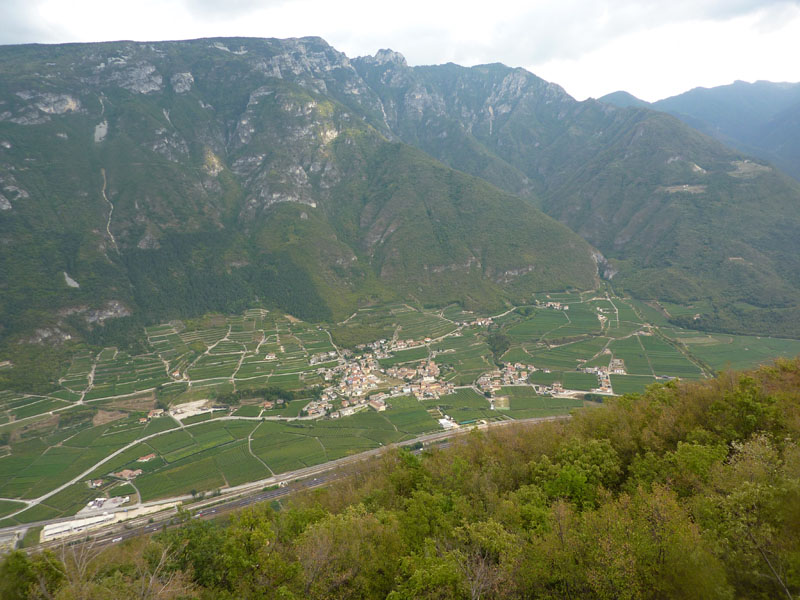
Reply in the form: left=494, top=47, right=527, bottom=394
left=150, top=127, right=189, bottom=162
left=492, top=265, right=536, bottom=284
left=34, top=93, right=81, bottom=114
left=63, top=271, right=80, bottom=288
left=592, top=251, right=618, bottom=280
left=429, top=256, right=482, bottom=274
left=3, top=185, right=29, bottom=201
left=24, top=327, right=73, bottom=345
left=202, top=148, right=224, bottom=176
left=8, top=110, right=50, bottom=125
left=171, top=72, right=194, bottom=94
left=0, top=174, right=30, bottom=207
left=1, top=92, right=83, bottom=125
left=94, top=120, right=108, bottom=143
left=55, top=301, right=132, bottom=325
left=85, top=300, right=131, bottom=323
left=372, top=49, right=407, bottom=67
left=137, top=230, right=161, bottom=250
left=111, top=63, right=163, bottom=94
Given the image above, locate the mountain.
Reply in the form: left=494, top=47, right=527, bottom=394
left=0, top=37, right=598, bottom=365
left=758, top=98, right=800, bottom=181
left=600, top=80, right=800, bottom=180
left=2, top=37, right=800, bottom=378
left=348, top=56, right=800, bottom=337
left=597, top=90, right=650, bottom=108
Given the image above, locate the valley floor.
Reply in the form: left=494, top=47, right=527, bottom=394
left=1, top=289, right=799, bottom=546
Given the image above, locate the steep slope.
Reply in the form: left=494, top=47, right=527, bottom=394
left=601, top=80, right=800, bottom=180
left=3, top=35, right=800, bottom=370
left=755, top=97, right=800, bottom=181
left=0, top=38, right=597, bottom=360
left=351, top=56, right=800, bottom=336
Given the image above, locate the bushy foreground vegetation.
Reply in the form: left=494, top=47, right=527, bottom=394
left=4, top=359, right=800, bottom=599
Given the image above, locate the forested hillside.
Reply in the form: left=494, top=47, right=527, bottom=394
left=600, top=81, right=800, bottom=181
left=3, top=36, right=800, bottom=367
left=353, top=56, right=800, bottom=338
left=4, top=359, right=799, bottom=599
left=0, top=37, right=598, bottom=377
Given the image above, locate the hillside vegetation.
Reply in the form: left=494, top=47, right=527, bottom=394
left=600, top=81, right=800, bottom=181
left=3, top=37, right=800, bottom=372
left=0, top=37, right=598, bottom=373
left=4, top=358, right=799, bottom=599
left=352, top=57, right=800, bottom=338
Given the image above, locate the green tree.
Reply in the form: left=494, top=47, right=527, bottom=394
left=486, top=333, right=510, bottom=362
left=0, top=550, right=64, bottom=600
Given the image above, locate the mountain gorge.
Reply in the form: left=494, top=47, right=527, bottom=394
left=1, top=36, right=800, bottom=367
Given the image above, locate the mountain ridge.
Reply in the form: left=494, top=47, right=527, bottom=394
left=346, top=54, right=800, bottom=336
left=599, top=79, right=800, bottom=180
left=2, top=36, right=800, bottom=378
left=0, top=36, right=599, bottom=370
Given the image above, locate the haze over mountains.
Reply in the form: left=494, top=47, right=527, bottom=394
left=600, top=80, right=800, bottom=181
left=1, top=36, right=800, bottom=363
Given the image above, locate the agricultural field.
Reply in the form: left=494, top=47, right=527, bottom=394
left=498, top=387, right=584, bottom=419
left=668, top=331, right=800, bottom=372
left=610, top=375, right=658, bottom=395
left=432, top=333, right=495, bottom=385
left=392, top=307, right=458, bottom=340
left=427, top=389, right=497, bottom=424
left=0, top=294, right=798, bottom=522
left=527, top=371, right=599, bottom=392
left=527, top=337, right=610, bottom=370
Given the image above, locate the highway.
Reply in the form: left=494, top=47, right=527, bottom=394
left=17, top=415, right=568, bottom=551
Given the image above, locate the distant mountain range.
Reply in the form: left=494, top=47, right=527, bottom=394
left=1, top=37, right=800, bottom=370
left=600, top=80, right=800, bottom=180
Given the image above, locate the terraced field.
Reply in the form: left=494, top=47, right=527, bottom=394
left=0, top=295, right=796, bottom=525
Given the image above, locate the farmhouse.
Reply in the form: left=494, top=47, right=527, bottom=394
left=113, top=468, right=142, bottom=480
left=609, top=358, right=626, bottom=374
left=438, top=416, right=458, bottom=429
left=368, top=398, right=386, bottom=411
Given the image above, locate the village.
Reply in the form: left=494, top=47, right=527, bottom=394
left=299, top=328, right=625, bottom=421
left=302, top=336, right=460, bottom=419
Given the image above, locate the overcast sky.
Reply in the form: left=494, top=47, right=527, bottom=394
left=2, top=0, right=799, bottom=101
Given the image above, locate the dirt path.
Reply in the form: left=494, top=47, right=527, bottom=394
left=184, top=325, right=232, bottom=381
left=606, top=293, right=621, bottom=329
left=324, top=329, right=343, bottom=358
left=248, top=421, right=274, bottom=476
left=77, top=356, right=99, bottom=403
left=230, top=351, right=247, bottom=392
left=636, top=335, right=657, bottom=377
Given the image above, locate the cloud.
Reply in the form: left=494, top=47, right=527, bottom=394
left=0, top=0, right=797, bottom=101
left=0, top=0, right=54, bottom=45
left=530, top=6, right=800, bottom=101
left=475, top=0, right=800, bottom=66
left=180, top=0, right=288, bottom=18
